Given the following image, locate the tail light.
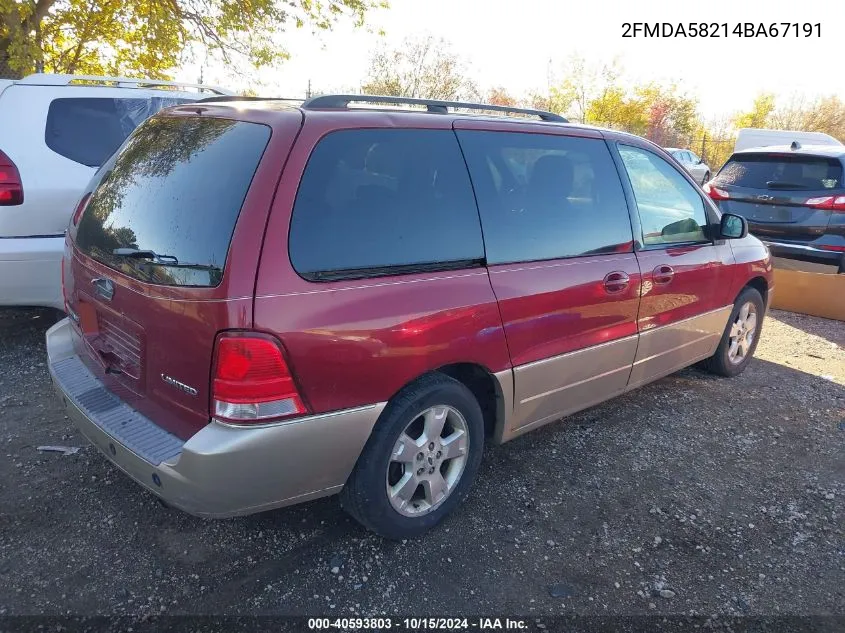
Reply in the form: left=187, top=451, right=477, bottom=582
left=71, top=192, right=92, bottom=225
left=804, top=195, right=845, bottom=212
left=0, top=150, right=23, bottom=206
left=211, top=333, right=307, bottom=423
left=703, top=182, right=730, bottom=201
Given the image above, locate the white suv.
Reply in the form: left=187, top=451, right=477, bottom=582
left=0, top=74, right=230, bottom=310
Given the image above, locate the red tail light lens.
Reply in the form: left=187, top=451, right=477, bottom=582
left=0, top=150, right=23, bottom=206
left=71, top=193, right=92, bottom=225
left=211, top=334, right=307, bottom=423
left=804, top=195, right=845, bottom=212
left=703, top=182, right=730, bottom=201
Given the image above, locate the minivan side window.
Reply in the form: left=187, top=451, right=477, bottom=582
left=289, top=129, right=484, bottom=281
left=456, top=131, right=634, bottom=265
left=618, top=145, right=709, bottom=246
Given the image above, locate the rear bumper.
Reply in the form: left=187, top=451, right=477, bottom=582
left=0, top=236, right=64, bottom=310
left=762, top=240, right=844, bottom=266
left=46, top=318, right=385, bottom=517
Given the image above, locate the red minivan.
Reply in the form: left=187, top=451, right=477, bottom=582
left=48, top=95, right=773, bottom=539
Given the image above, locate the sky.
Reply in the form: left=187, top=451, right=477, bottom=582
left=175, top=0, right=843, bottom=120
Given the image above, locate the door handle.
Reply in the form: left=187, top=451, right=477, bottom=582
left=652, top=264, right=675, bottom=285
left=603, top=271, right=630, bottom=294
left=91, top=277, right=114, bottom=301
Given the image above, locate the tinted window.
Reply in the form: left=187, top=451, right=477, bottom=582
left=75, top=116, right=270, bottom=287
left=456, top=130, right=633, bottom=264
left=289, top=129, right=483, bottom=280
left=618, top=145, right=709, bottom=246
left=46, top=97, right=191, bottom=167
left=715, top=153, right=843, bottom=190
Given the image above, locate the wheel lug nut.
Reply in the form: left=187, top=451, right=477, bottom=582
left=416, top=468, right=424, bottom=476
left=428, top=442, right=435, bottom=450
left=416, top=452, right=424, bottom=461
left=428, top=467, right=435, bottom=474
left=436, top=451, right=442, bottom=459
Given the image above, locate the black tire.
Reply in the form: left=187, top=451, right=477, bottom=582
left=340, top=373, right=485, bottom=539
left=838, top=254, right=845, bottom=275
left=700, top=287, right=765, bottom=377
left=702, top=171, right=711, bottom=185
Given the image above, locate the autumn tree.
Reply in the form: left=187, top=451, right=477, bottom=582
left=0, top=0, right=383, bottom=79
left=532, top=54, right=602, bottom=122
left=486, top=86, right=517, bottom=107
left=769, top=94, right=845, bottom=141
left=733, top=93, right=776, bottom=129
left=361, top=36, right=479, bottom=101
left=636, top=84, right=698, bottom=146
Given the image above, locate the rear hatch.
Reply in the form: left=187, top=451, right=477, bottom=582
left=708, top=151, right=844, bottom=243
left=63, top=110, right=283, bottom=440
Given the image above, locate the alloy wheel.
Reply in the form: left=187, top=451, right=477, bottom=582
left=728, top=301, right=758, bottom=364
left=385, top=405, right=469, bottom=517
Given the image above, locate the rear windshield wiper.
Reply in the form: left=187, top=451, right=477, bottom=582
left=142, top=261, right=221, bottom=272
left=766, top=181, right=811, bottom=190
left=113, top=248, right=179, bottom=263
left=112, top=248, right=219, bottom=273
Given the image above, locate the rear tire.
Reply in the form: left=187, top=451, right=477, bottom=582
left=341, top=373, right=484, bottom=540
left=701, top=287, right=765, bottom=377
left=838, top=255, right=845, bottom=274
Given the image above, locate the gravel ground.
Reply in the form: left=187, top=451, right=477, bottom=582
left=0, top=306, right=843, bottom=621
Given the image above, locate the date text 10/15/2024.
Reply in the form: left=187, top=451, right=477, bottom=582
left=622, top=22, right=821, bottom=38
left=308, top=618, right=528, bottom=630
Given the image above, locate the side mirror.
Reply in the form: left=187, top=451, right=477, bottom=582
left=697, top=158, right=704, bottom=165
left=720, top=213, right=748, bottom=239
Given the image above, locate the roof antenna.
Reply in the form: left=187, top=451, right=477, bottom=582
left=790, top=141, right=801, bottom=150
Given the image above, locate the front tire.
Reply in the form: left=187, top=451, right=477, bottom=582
left=341, top=373, right=485, bottom=539
left=701, top=287, right=764, bottom=377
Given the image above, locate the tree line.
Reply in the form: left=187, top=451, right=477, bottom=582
left=357, top=38, right=845, bottom=170
left=0, top=0, right=383, bottom=80
left=3, top=4, right=842, bottom=171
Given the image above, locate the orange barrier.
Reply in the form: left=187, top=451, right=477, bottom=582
left=771, top=268, right=845, bottom=322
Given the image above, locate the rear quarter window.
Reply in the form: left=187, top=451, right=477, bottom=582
left=75, top=116, right=270, bottom=287
left=46, top=97, right=192, bottom=167
left=716, top=153, right=844, bottom=190
left=289, top=128, right=484, bottom=280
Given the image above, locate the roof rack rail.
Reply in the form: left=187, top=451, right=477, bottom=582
left=301, top=94, right=567, bottom=123
left=194, top=95, right=303, bottom=104
left=17, top=73, right=231, bottom=95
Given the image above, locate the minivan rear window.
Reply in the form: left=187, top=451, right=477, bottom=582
left=46, top=97, right=192, bottom=167
left=75, top=116, right=270, bottom=287
left=715, top=153, right=843, bottom=191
